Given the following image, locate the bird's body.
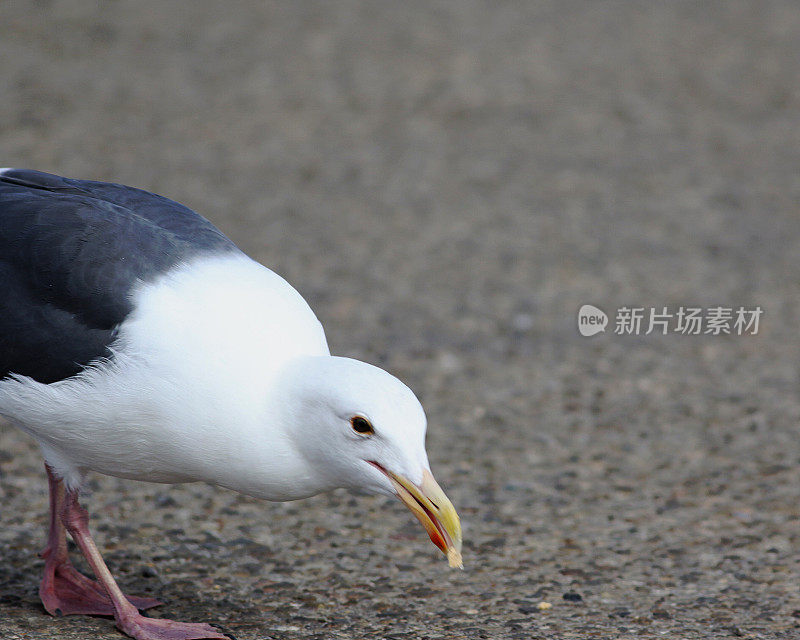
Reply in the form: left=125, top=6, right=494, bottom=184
left=0, top=169, right=329, bottom=496
left=3, top=254, right=330, bottom=497
left=0, top=169, right=461, bottom=640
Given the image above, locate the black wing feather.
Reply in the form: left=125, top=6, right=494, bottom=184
left=0, top=169, right=240, bottom=383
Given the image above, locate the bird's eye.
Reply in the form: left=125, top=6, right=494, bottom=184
left=350, top=416, right=374, bottom=435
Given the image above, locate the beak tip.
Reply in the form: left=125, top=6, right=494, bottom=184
left=381, top=465, right=464, bottom=569
left=447, top=547, right=464, bottom=569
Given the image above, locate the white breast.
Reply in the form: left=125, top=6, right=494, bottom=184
left=0, top=255, right=330, bottom=496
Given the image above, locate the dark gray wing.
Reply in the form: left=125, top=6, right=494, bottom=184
left=0, top=169, right=240, bottom=383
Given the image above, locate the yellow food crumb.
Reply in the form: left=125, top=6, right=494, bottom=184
left=537, top=601, right=552, bottom=610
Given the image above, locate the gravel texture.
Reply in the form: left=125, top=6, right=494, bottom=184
left=1, top=2, right=799, bottom=639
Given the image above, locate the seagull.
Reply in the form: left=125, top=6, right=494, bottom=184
left=0, top=169, right=462, bottom=640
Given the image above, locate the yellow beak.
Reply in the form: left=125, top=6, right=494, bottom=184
left=375, top=465, right=462, bottom=568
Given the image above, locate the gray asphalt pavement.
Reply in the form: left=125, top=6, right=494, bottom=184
left=1, top=2, right=799, bottom=639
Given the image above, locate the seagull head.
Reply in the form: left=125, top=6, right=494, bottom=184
left=277, top=355, right=462, bottom=567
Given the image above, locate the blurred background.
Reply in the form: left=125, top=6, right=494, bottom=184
left=1, top=2, right=799, bottom=639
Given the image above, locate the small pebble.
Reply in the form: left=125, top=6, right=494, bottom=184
left=537, top=601, right=552, bottom=610
left=140, top=565, right=159, bottom=578
left=511, top=313, right=534, bottom=332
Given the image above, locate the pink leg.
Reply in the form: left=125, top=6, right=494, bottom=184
left=39, top=464, right=162, bottom=616
left=61, top=487, right=228, bottom=640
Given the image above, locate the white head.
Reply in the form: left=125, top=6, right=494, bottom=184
left=275, top=355, right=462, bottom=567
